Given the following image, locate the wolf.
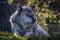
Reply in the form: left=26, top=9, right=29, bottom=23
left=9, top=4, right=49, bottom=36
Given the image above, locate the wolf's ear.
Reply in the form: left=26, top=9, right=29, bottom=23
left=31, top=5, right=35, bottom=11
left=17, top=4, right=22, bottom=12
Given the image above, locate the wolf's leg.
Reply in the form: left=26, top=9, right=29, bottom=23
left=36, top=24, right=49, bottom=36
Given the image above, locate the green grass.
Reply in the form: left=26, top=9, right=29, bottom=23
left=0, top=32, right=60, bottom=40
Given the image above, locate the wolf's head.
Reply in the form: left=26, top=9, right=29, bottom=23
left=13, top=4, right=37, bottom=30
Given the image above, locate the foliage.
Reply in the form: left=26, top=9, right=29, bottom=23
left=27, top=0, right=60, bottom=35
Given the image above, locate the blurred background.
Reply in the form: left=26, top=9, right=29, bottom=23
left=0, top=0, right=60, bottom=37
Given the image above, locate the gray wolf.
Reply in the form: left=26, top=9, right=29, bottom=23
left=9, top=4, right=49, bottom=36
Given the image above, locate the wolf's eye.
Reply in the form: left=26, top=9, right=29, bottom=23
left=26, top=14, right=36, bottom=23
left=26, top=13, right=32, bottom=16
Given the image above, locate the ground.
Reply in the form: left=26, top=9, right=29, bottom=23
left=0, top=32, right=60, bottom=40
